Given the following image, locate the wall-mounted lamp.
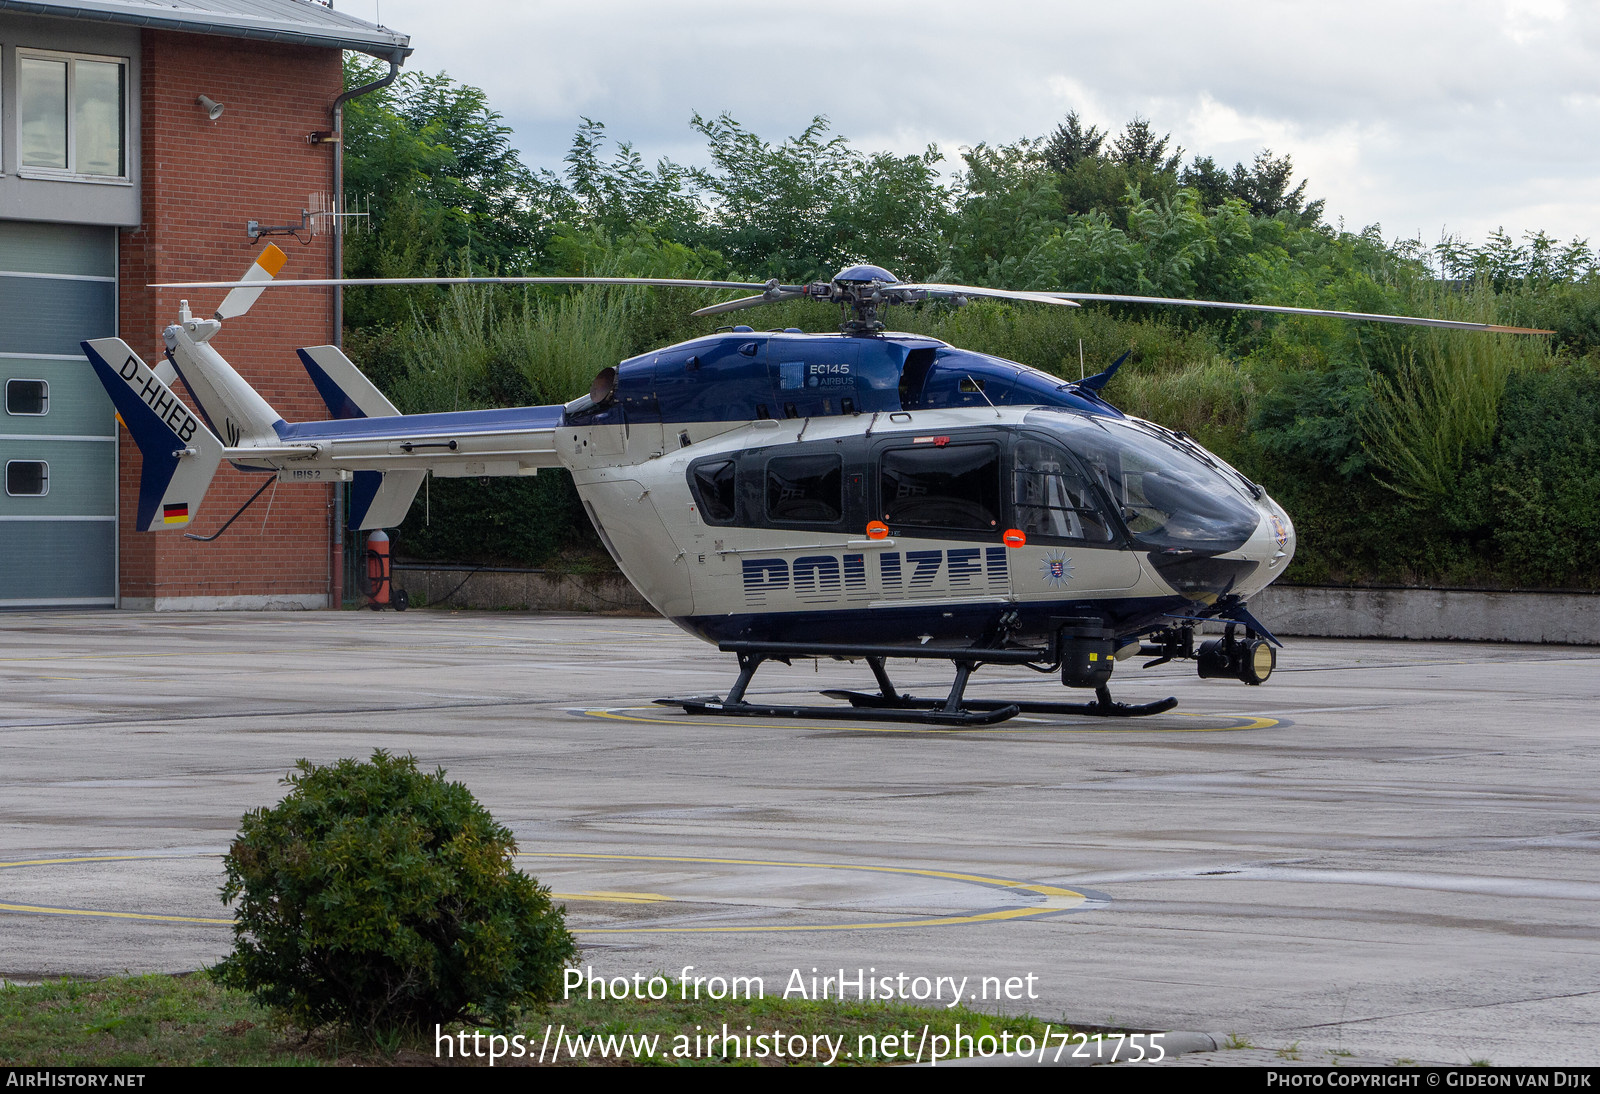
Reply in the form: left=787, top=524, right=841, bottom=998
left=196, top=95, right=224, bottom=121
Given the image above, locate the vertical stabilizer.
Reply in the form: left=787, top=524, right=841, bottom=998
left=82, top=338, right=225, bottom=531
left=348, top=469, right=425, bottom=530
left=298, top=345, right=400, bottom=419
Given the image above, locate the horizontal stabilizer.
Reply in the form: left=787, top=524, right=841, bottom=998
left=297, top=345, right=400, bottom=420
left=82, top=338, right=224, bottom=532
left=349, top=469, right=425, bottom=530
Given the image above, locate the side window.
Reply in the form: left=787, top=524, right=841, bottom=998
left=879, top=442, right=1000, bottom=533
left=18, top=52, right=128, bottom=178
left=689, top=459, right=737, bottom=524
left=766, top=453, right=842, bottom=524
left=6, top=380, right=49, bottom=415
left=1013, top=439, right=1114, bottom=543
left=6, top=460, right=49, bottom=496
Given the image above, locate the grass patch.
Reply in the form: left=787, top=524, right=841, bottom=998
left=0, top=973, right=319, bottom=1067
left=1, top=974, right=1112, bottom=1067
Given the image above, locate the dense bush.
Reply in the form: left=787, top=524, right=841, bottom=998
left=1468, top=365, right=1600, bottom=588
left=216, top=751, right=576, bottom=1034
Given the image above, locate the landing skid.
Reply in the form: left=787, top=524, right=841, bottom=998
left=665, top=697, right=1020, bottom=727
left=819, top=688, right=1178, bottom=719
left=657, top=643, right=1178, bottom=727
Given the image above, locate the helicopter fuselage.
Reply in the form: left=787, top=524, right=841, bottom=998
left=559, top=329, right=1294, bottom=651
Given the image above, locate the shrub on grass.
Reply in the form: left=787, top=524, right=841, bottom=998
left=216, top=750, right=576, bottom=1034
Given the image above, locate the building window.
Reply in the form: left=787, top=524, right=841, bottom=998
left=5, top=379, right=49, bottom=415
left=6, top=460, right=49, bottom=496
left=18, top=51, right=127, bottom=178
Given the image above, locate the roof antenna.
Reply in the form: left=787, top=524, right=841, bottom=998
left=965, top=375, right=1002, bottom=419
left=1079, top=339, right=1085, bottom=381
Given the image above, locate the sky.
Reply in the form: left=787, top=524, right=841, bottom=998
left=355, top=0, right=1600, bottom=251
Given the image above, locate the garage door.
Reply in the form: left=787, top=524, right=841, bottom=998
left=0, top=221, right=118, bottom=608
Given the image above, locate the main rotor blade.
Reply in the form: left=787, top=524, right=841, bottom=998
left=152, top=275, right=796, bottom=292
left=898, top=283, right=1082, bottom=308
left=1045, top=292, right=1552, bottom=334
left=691, top=291, right=805, bottom=317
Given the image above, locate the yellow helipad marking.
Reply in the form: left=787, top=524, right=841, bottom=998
left=0, top=853, right=1092, bottom=933
left=0, top=853, right=210, bottom=870
left=555, top=890, right=673, bottom=904
left=0, top=901, right=232, bottom=925
left=577, top=907, right=1056, bottom=934
left=513, top=851, right=1091, bottom=933
left=575, top=706, right=1277, bottom=734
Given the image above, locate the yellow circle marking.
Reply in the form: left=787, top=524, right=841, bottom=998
left=556, top=890, right=673, bottom=905
left=513, top=851, right=1091, bottom=933
left=0, top=901, right=231, bottom=925
left=575, top=706, right=1277, bottom=734
left=0, top=853, right=212, bottom=869
left=0, top=853, right=1092, bottom=933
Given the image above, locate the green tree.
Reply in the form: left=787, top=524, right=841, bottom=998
left=1043, top=111, right=1106, bottom=173
left=563, top=117, right=700, bottom=238
left=341, top=57, right=568, bottom=338
left=1110, top=116, right=1183, bottom=173
left=684, top=113, right=949, bottom=281
left=1227, top=149, right=1322, bottom=224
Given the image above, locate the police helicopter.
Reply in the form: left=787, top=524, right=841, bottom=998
left=83, top=248, right=1549, bottom=726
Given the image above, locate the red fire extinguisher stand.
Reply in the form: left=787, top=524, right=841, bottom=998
left=364, top=530, right=391, bottom=609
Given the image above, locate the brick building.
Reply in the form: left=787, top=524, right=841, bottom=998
left=0, top=0, right=409, bottom=609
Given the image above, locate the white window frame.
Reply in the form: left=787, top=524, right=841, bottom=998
left=5, top=378, right=50, bottom=416
left=5, top=459, right=49, bottom=497
left=15, top=48, right=130, bottom=184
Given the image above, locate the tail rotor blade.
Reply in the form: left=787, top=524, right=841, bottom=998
left=214, top=244, right=289, bottom=321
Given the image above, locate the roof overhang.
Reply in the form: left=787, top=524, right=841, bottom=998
left=0, top=0, right=411, bottom=62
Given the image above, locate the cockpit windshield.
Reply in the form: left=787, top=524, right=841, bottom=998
left=1025, top=409, right=1262, bottom=553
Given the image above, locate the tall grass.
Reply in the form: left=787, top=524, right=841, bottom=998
left=1361, top=285, right=1553, bottom=501
left=1103, top=356, right=1256, bottom=452
left=393, top=284, right=638, bottom=412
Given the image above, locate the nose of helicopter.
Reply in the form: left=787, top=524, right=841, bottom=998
left=1243, top=499, right=1296, bottom=589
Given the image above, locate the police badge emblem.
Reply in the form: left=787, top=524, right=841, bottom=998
left=1040, top=553, right=1074, bottom=588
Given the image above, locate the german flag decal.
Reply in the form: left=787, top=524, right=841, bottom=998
left=162, top=502, right=190, bottom=524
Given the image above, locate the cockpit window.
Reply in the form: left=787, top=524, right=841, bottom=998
left=1013, top=439, right=1113, bottom=543
left=1025, top=410, right=1260, bottom=553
